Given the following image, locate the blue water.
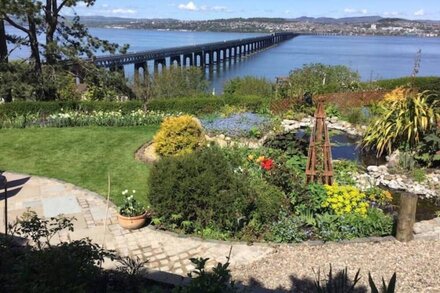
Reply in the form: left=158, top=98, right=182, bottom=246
left=6, top=26, right=440, bottom=92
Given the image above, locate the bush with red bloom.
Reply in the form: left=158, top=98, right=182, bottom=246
left=261, top=158, right=274, bottom=171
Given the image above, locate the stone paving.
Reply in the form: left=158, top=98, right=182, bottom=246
left=0, top=172, right=273, bottom=277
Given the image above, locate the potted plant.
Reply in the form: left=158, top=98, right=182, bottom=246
left=117, top=190, right=149, bottom=230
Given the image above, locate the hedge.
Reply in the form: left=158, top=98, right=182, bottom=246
left=365, top=76, right=440, bottom=94
left=0, top=95, right=269, bottom=119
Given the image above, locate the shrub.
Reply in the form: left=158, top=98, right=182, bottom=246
left=149, top=67, right=208, bottom=99
left=154, top=115, right=206, bottom=157
left=283, top=63, right=361, bottom=98
left=149, top=146, right=252, bottom=233
left=362, top=89, right=439, bottom=156
left=248, top=177, right=287, bottom=226
left=224, top=76, right=274, bottom=98
left=368, top=76, right=440, bottom=95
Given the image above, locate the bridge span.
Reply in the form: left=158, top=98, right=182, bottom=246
left=78, top=32, right=298, bottom=80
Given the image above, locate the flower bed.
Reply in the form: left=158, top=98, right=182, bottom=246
left=201, top=112, right=273, bottom=138
left=0, top=110, right=172, bottom=128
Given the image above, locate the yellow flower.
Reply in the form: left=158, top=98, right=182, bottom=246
left=256, top=156, right=265, bottom=163
left=247, top=154, right=255, bottom=161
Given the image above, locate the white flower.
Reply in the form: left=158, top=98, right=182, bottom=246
left=132, top=190, right=136, bottom=193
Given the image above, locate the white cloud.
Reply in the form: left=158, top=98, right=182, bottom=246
left=178, top=1, right=198, bottom=11
left=414, top=9, right=425, bottom=16
left=344, top=8, right=368, bottom=15
left=111, top=8, right=137, bottom=14
left=178, top=2, right=229, bottom=13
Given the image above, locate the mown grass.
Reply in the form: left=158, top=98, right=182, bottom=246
left=0, top=126, right=158, bottom=205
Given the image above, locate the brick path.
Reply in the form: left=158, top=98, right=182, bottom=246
left=0, top=172, right=273, bottom=277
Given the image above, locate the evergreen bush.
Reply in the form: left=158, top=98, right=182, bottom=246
left=153, top=115, right=205, bottom=157
left=149, top=146, right=253, bottom=233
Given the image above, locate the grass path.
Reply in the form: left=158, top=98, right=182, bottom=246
left=0, top=126, right=158, bottom=205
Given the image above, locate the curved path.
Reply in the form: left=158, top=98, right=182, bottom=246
left=0, top=172, right=273, bottom=278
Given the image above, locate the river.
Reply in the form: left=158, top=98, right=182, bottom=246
left=6, top=27, right=440, bottom=92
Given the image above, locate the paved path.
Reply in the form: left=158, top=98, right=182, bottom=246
left=0, top=172, right=273, bottom=278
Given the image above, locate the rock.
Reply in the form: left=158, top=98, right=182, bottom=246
left=367, top=165, right=379, bottom=173
left=218, top=134, right=225, bottom=140
left=386, top=150, right=400, bottom=168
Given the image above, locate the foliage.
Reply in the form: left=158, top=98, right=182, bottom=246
left=0, top=0, right=128, bottom=100
left=365, top=187, right=393, bottom=207
left=314, top=266, right=397, bottom=293
left=150, top=67, right=208, bottom=99
left=415, top=129, right=440, bottom=168
left=0, top=95, right=269, bottom=118
left=411, top=168, right=427, bottom=183
left=362, top=89, right=439, bottom=156
left=316, top=209, right=393, bottom=241
left=0, top=62, right=80, bottom=102
left=333, top=160, right=359, bottom=185
left=323, top=184, right=369, bottom=216
left=0, top=109, right=169, bottom=129
left=149, top=146, right=253, bottom=233
left=369, top=272, right=397, bottom=293
left=154, top=115, right=206, bottom=157
left=223, top=76, right=274, bottom=98
left=118, top=190, right=146, bottom=217
left=263, top=132, right=309, bottom=156
left=367, top=76, right=440, bottom=96
left=268, top=212, right=307, bottom=243
left=201, top=112, right=272, bottom=138
left=82, top=64, right=134, bottom=101
left=247, top=177, right=287, bottom=228
left=2, top=211, right=114, bottom=292
left=291, top=183, right=328, bottom=215
left=344, top=107, right=371, bottom=125
left=283, top=63, right=361, bottom=98
left=173, top=255, right=240, bottom=293
left=314, top=266, right=362, bottom=293
left=325, top=103, right=341, bottom=118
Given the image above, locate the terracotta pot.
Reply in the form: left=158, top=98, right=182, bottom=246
left=117, top=212, right=148, bottom=230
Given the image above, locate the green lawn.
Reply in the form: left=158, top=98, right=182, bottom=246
left=0, top=126, right=158, bottom=205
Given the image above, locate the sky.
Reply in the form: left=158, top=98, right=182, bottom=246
left=66, top=0, right=440, bottom=20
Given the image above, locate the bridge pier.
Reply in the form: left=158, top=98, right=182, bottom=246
left=205, top=51, right=213, bottom=67
left=134, top=62, right=148, bottom=82
left=154, top=58, right=166, bottom=73
left=183, top=54, right=193, bottom=67
left=194, top=52, right=204, bottom=67
left=170, top=55, right=181, bottom=67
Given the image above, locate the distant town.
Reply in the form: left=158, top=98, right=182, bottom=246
left=80, top=16, right=440, bottom=37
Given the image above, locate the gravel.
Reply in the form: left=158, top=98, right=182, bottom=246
left=232, top=240, right=440, bottom=292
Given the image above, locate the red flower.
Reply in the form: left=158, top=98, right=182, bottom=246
left=261, top=158, right=274, bottom=171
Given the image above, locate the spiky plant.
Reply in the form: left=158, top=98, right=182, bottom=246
left=362, top=89, right=439, bottom=157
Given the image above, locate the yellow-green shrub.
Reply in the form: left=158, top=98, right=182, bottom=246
left=322, top=184, right=369, bottom=216
left=154, top=115, right=205, bottom=157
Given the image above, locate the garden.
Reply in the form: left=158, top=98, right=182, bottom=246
left=1, top=64, right=439, bottom=245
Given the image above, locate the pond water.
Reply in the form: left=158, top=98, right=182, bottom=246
left=294, top=129, right=385, bottom=165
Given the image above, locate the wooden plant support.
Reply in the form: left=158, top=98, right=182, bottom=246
left=396, top=193, right=418, bottom=242
left=305, top=102, right=333, bottom=185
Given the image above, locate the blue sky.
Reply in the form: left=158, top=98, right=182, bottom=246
left=67, top=0, right=440, bottom=20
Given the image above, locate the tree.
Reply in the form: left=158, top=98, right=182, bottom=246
left=0, top=18, right=7, bottom=62
left=0, top=0, right=128, bottom=100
